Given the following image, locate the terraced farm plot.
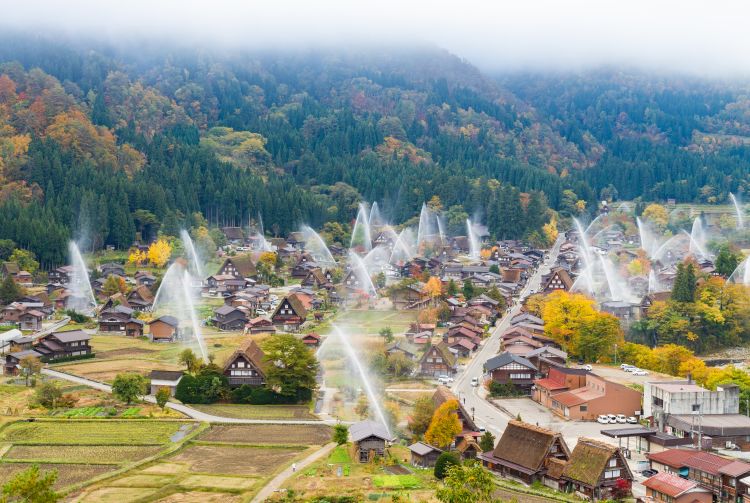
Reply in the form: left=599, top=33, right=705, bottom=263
left=3, top=445, right=162, bottom=463
left=56, top=358, right=182, bottom=383
left=79, top=486, right=160, bottom=503
left=155, top=491, right=244, bottom=503
left=200, top=424, right=331, bottom=445
left=180, top=474, right=257, bottom=490
left=0, top=420, right=190, bottom=445
left=0, top=463, right=115, bottom=489
left=170, top=444, right=305, bottom=475
left=191, top=404, right=317, bottom=420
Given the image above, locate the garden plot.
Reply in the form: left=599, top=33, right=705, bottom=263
left=199, top=424, right=331, bottom=445
left=0, top=420, right=189, bottom=445
left=3, top=445, right=161, bottom=463
left=170, top=444, right=306, bottom=475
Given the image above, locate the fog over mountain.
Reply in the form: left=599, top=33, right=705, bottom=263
left=3, top=0, right=750, bottom=77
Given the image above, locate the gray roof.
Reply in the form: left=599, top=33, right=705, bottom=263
left=9, top=349, right=42, bottom=360
left=526, top=346, right=567, bottom=359
left=214, top=305, right=237, bottom=316
left=51, top=330, right=91, bottom=343
left=149, top=370, right=184, bottom=381
left=151, top=315, right=179, bottom=327
left=668, top=414, right=750, bottom=437
left=350, top=420, right=394, bottom=442
left=409, top=441, right=442, bottom=456
left=484, top=352, right=536, bottom=372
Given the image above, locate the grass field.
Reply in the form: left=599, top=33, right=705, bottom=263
left=190, top=404, right=317, bottom=420
left=329, top=309, right=417, bottom=336
left=0, top=420, right=190, bottom=445
left=199, top=424, right=331, bottom=445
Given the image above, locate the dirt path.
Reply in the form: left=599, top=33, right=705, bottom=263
left=251, top=442, right=336, bottom=503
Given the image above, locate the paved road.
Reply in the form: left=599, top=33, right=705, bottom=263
left=42, top=368, right=346, bottom=425
left=452, top=236, right=563, bottom=437
left=251, top=442, right=336, bottom=503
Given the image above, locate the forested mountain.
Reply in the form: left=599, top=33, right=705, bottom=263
left=1, top=33, right=750, bottom=268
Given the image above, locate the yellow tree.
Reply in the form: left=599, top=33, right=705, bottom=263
left=425, top=276, right=443, bottom=300
left=128, top=249, right=146, bottom=265
left=642, top=203, right=669, bottom=232
left=425, top=399, right=462, bottom=449
left=542, top=291, right=597, bottom=355
left=259, top=252, right=277, bottom=270
left=542, top=218, right=559, bottom=245
left=147, top=239, right=172, bottom=268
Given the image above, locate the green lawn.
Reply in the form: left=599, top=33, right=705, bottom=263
left=190, top=404, right=317, bottom=420
left=0, top=420, right=189, bottom=445
left=328, top=445, right=352, bottom=464
left=329, top=310, right=417, bottom=336
left=372, top=474, right=421, bottom=489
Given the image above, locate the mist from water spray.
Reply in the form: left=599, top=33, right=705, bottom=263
left=300, top=225, right=336, bottom=265
left=321, top=326, right=391, bottom=436
left=67, top=241, right=97, bottom=315
left=687, top=218, right=708, bottom=259
left=389, top=228, right=415, bottom=264
left=466, top=219, right=481, bottom=259
left=180, top=229, right=204, bottom=279
left=351, top=203, right=372, bottom=252
left=730, top=193, right=745, bottom=230
left=369, top=202, right=382, bottom=228
left=152, top=262, right=208, bottom=362
left=348, top=250, right=378, bottom=297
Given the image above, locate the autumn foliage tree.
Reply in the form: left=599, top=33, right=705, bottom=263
left=425, top=399, right=462, bottom=449
left=147, top=239, right=172, bottom=268
left=425, top=276, right=443, bottom=301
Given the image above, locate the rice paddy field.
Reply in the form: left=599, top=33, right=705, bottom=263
left=190, top=404, right=317, bottom=420
left=71, top=423, right=332, bottom=502
left=0, top=419, right=203, bottom=494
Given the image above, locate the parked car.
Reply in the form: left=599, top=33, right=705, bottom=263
left=641, top=469, right=658, bottom=477
left=620, top=363, right=631, bottom=369
left=471, top=377, right=479, bottom=387
left=256, top=309, right=268, bottom=316
left=437, top=375, right=454, bottom=384
left=633, top=369, right=649, bottom=376
left=627, top=416, right=639, bottom=424
left=582, top=364, right=592, bottom=371
left=624, top=366, right=637, bottom=372
left=597, top=415, right=610, bottom=424
left=607, top=414, right=617, bottom=422
left=616, top=414, right=627, bottom=424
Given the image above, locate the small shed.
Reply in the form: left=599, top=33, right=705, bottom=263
left=149, top=370, right=184, bottom=396
left=408, top=441, right=442, bottom=467
left=350, top=420, right=394, bottom=463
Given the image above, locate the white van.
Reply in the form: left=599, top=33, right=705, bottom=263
left=471, top=377, right=479, bottom=387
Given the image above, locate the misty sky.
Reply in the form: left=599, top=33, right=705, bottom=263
left=4, top=0, right=750, bottom=76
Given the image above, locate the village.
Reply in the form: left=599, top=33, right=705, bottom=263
left=1, top=200, right=750, bottom=503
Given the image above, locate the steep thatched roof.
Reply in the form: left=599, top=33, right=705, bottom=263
left=492, top=420, right=569, bottom=472
left=222, top=338, right=268, bottom=376
left=561, top=438, right=619, bottom=487
left=225, top=254, right=257, bottom=277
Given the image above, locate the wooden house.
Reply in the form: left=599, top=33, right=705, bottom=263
left=99, top=262, right=126, bottom=277
left=350, top=420, right=395, bottom=462
left=35, top=330, right=92, bottom=361
left=135, top=271, right=156, bottom=287
left=301, top=268, right=330, bottom=289
left=541, top=267, right=574, bottom=293
left=98, top=305, right=143, bottom=336
left=642, top=472, right=712, bottom=503
left=271, top=295, right=307, bottom=331
left=419, top=342, right=457, bottom=377
left=300, top=333, right=321, bottom=348
left=246, top=316, right=276, bottom=334
left=484, top=352, right=538, bottom=394
left=148, top=316, right=180, bottom=342
left=48, top=265, right=74, bottom=284
left=560, top=438, right=633, bottom=500
left=4, top=349, right=43, bottom=375
left=385, top=340, right=420, bottom=360
left=18, top=310, right=43, bottom=331
left=127, top=285, right=154, bottom=312
left=222, top=339, right=268, bottom=388
left=408, top=442, right=443, bottom=467
left=456, top=434, right=483, bottom=460
left=211, top=305, right=248, bottom=331
left=479, top=420, right=571, bottom=484
left=216, top=255, right=257, bottom=280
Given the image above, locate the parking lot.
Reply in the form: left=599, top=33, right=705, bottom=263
left=587, top=363, right=677, bottom=387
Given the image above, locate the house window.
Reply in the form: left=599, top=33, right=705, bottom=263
left=604, top=469, right=620, bottom=478
left=609, top=458, right=617, bottom=467
left=580, top=404, right=588, bottom=412
left=238, top=361, right=245, bottom=368
left=692, top=404, right=701, bottom=412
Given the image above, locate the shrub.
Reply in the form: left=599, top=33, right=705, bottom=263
left=488, top=380, right=521, bottom=398
left=333, top=424, right=349, bottom=445
left=434, top=452, right=460, bottom=479
left=34, top=381, right=62, bottom=408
